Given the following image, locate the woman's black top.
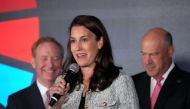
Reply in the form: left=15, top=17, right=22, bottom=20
left=78, top=94, right=85, bottom=109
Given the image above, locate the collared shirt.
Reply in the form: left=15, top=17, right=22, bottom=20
left=36, top=80, right=49, bottom=104
left=150, top=62, right=175, bottom=96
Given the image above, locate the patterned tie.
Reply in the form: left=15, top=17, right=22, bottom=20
left=44, top=91, right=50, bottom=109
left=151, top=77, right=163, bottom=109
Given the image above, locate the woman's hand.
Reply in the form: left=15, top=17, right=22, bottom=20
left=48, top=75, right=70, bottom=109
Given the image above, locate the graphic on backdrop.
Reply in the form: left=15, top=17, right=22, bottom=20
left=0, top=0, right=38, bottom=107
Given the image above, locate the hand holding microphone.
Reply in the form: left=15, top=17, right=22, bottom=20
left=49, top=63, right=79, bottom=107
left=48, top=76, right=69, bottom=108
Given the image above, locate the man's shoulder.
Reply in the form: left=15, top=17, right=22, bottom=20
left=173, top=66, right=190, bottom=80
left=132, top=71, right=147, bottom=80
left=9, top=82, right=36, bottom=98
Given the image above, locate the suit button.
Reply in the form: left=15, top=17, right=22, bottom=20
left=101, top=102, right=107, bottom=106
left=84, top=105, right=88, bottom=109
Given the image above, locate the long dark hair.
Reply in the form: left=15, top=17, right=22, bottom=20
left=63, top=15, right=122, bottom=92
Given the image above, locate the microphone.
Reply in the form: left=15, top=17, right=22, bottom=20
left=49, top=63, right=79, bottom=106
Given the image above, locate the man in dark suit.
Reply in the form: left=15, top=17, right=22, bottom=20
left=133, top=27, right=190, bottom=109
left=6, top=37, right=64, bottom=109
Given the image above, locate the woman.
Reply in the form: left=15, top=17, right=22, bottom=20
left=49, top=15, right=139, bottom=109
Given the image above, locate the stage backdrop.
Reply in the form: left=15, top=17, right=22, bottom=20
left=1, top=0, right=190, bottom=107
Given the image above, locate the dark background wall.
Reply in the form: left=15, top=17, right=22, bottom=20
left=1, top=0, right=190, bottom=107
left=39, top=0, right=190, bottom=75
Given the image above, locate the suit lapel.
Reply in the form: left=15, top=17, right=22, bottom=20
left=27, top=82, right=46, bottom=109
left=154, top=66, right=182, bottom=109
left=136, top=72, right=150, bottom=109
left=144, top=76, right=151, bottom=109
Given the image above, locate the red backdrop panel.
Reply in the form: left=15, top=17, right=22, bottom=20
left=0, top=17, right=39, bottom=63
left=0, top=0, right=37, bottom=13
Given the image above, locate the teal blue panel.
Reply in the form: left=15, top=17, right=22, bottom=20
left=0, top=63, right=34, bottom=107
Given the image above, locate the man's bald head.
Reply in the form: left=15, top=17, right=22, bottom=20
left=141, top=27, right=174, bottom=78
left=142, top=27, right=173, bottom=48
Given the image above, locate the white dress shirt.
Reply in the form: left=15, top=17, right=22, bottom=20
left=150, top=62, right=175, bottom=96
left=36, top=80, right=49, bottom=105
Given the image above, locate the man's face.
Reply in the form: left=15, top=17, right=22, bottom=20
left=32, top=42, right=63, bottom=86
left=141, top=34, right=173, bottom=78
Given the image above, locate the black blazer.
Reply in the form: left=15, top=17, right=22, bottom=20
left=132, top=66, right=190, bottom=109
left=6, top=82, right=46, bottom=109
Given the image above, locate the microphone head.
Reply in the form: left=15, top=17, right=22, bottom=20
left=49, top=63, right=79, bottom=107
left=69, top=63, right=79, bottom=73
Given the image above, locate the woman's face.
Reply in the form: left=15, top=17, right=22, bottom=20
left=70, top=26, right=103, bottom=68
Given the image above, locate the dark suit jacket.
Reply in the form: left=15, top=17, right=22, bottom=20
left=132, top=66, right=190, bottom=109
left=0, top=103, right=4, bottom=109
left=6, top=82, right=46, bottom=109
